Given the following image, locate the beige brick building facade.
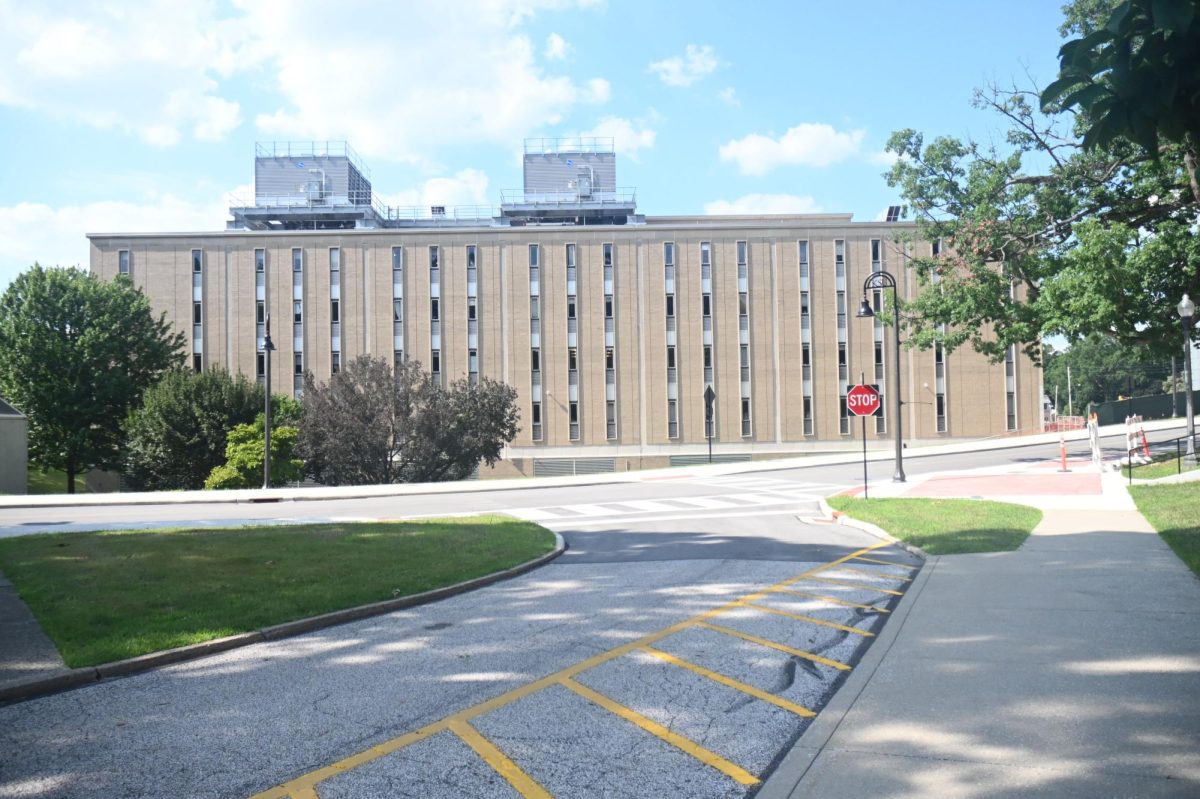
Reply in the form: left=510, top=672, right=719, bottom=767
left=89, top=215, right=1043, bottom=477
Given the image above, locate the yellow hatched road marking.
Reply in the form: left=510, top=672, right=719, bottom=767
left=736, top=601, right=874, bottom=636
left=559, top=677, right=760, bottom=786
left=834, top=566, right=912, bottom=582
left=640, top=646, right=816, bottom=717
left=804, top=576, right=905, bottom=596
left=448, top=719, right=553, bottom=799
left=696, top=622, right=852, bottom=671
left=247, top=542, right=886, bottom=798
left=853, top=555, right=912, bottom=567
left=766, top=588, right=890, bottom=612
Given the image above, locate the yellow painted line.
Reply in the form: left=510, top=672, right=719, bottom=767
left=853, top=555, right=912, bottom=567
left=560, top=677, right=760, bottom=786
left=766, top=587, right=890, bottom=612
left=247, top=542, right=886, bottom=798
left=834, top=566, right=912, bottom=582
left=448, top=719, right=553, bottom=799
left=292, top=789, right=319, bottom=799
left=804, top=576, right=904, bottom=596
left=735, top=601, right=874, bottom=636
left=696, top=622, right=851, bottom=671
left=640, top=646, right=816, bottom=717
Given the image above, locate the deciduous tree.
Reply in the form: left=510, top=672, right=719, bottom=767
left=204, top=415, right=303, bottom=490
left=124, top=368, right=264, bottom=490
left=0, top=266, right=184, bottom=492
left=298, top=356, right=520, bottom=486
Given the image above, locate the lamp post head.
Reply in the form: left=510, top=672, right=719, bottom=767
left=856, top=297, right=875, bottom=318
left=1179, top=293, right=1195, bottom=320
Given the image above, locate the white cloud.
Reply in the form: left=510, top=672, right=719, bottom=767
left=376, top=169, right=491, bottom=211
left=868, top=149, right=900, bottom=166
left=545, top=32, right=571, bottom=60
left=717, top=87, right=740, bottom=108
left=246, top=1, right=609, bottom=165
left=648, top=44, right=718, bottom=87
left=719, top=123, right=866, bottom=176
left=575, top=116, right=657, bottom=161
left=0, top=1, right=251, bottom=146
left=703, top=194, right=823, bottom=215
left=0, top=1, right=603, bottom=160
left=0, top=184, right=249, bottom=292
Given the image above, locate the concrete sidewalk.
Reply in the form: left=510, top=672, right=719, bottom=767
left=760, top=462, right=1200, bottom=797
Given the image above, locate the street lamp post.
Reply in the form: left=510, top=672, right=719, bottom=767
left=262, top=314, right=276, bottom=489
left=857, top=272, right=906, bottom=482
left=1179, top=294, right=1196, bottom=460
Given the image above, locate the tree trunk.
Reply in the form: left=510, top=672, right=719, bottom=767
left=1185, top=134, right=1200, bottom=207
left=66, top=456, right=76, bottom=495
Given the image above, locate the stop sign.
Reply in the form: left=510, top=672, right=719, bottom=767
left=847, top=384, right=881, bottom=416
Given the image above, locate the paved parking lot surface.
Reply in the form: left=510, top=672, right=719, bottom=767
left=249, top=544, right=918, bottom=799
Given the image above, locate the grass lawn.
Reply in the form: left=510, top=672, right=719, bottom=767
left=1123, top=452, right=1200, bottom=480
left=826, top=497, right=1043, bottom=555
left=0, top=516, right=555, bottom=667
left=1129, top=482, right=1200, bottom=578
left=25, top=468, right=90, bottom=495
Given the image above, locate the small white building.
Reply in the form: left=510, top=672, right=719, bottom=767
left=0, top=397, right=27, bottom=494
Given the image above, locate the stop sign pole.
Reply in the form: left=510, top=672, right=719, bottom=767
left=847, top=381, right=882, bottom=498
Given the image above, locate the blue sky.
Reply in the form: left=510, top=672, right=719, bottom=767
left=0, top=0, right=1071, bottom=293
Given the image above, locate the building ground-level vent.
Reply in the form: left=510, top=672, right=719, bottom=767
left=668, top=453, right=752, bottom=467
left=533, top=457, right=616, bottom=477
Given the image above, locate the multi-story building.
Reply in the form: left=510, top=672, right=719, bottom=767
left=89, top=140, right=1043, bottom=477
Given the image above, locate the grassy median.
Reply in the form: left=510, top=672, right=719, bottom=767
left=0, top=516, right=555, bottom=667
left=1123, top=452, right=1200, bottom=480
left=1129, top=482, right=1200, bottom=578
left=826, top=497, right=1042, bottom=555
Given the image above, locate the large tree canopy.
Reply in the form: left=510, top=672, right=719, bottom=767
left=0, top=266, right=185, bottom=492
left=884, top=0, right=1199, bottom=363
left=299, top=356, right=520, bottom=486
left=1042, top=0, right=1200, bottom=200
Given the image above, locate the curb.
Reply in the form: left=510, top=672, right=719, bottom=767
left=0, top=532, right=566, bottom=706
left=754, top=551, right=937, bottom=798
left=816, top=497, right=929, bottom=561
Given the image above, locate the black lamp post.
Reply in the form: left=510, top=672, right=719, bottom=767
left=262, top=314, right=276, bottom=489
left=857, top=272, right=906, bottom=482
left=1179, top=293, right=1195, bottom=460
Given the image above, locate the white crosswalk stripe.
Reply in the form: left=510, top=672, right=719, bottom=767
left=502, top=474, right=846, bottom=524
left=614, top=499, right=680, bottom=513
left=670, top=497, right=739, bottom=509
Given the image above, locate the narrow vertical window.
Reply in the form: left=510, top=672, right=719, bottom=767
left=256, top=301, right=265, bottom=324
left=330, top=299, right=340, bottom=324
left=193, top=354, right=202, bottom=373
left=255, top=249, right=265, bottom=273
left=192, top=250, right=203, bottom=273
left=118, top=250, right=130, bottom=276
left=329, top=247, right=340, bottom=272
left=292, top=248, right=303, bottom=272
left=331, top=353, right=341, bottom=374
left=293, top=300, right=303, bottom=324
left=294, top=352, right=303, bottom=375
left=193, top=302, right=202, bottom=325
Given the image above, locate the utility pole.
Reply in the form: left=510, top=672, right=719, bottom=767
left=1067, top=365, right=1073, bottom=416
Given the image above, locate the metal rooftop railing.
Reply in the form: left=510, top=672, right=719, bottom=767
left=254, top=141, right=371, bottom=179
left=523, top=137, right=615, bottom=155
left=500, top=188, right=637, bottom=206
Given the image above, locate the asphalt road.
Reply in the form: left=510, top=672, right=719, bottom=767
left=0, top=430, right=1182, bottom=798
